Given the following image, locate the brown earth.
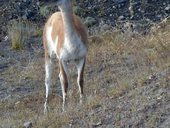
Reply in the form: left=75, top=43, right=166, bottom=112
left=0, top=0, right=170, bottom=128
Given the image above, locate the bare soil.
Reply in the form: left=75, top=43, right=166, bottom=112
left=0, top=1, right=170, bottom=127
left=0, top=27, right=170, bottom=127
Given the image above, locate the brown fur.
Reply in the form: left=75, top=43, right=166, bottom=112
left=43, top=9, right=88, bottom=111
left=43, top=12, right=88, bottom=57
left=59, top=60, right=68, bottom=93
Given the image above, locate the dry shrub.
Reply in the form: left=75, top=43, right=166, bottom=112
left=7, top=19, right=40, bottom=50
left=2, top=19, right=170, bottom=127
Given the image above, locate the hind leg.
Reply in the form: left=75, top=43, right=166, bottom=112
left=59, top=59, right=69, bottom=111
left=76, top=58, right=86, bottom=104
left=44, top=53, right=54, bottom=113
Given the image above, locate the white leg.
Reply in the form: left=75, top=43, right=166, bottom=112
left=76, top=58, right=85, bottom=104
left=44, top=55, right=54, bottom=113
left=59, top=60, right=69, bottom=111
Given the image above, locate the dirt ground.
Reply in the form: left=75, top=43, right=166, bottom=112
left=0, top=22, right=170, bottom=127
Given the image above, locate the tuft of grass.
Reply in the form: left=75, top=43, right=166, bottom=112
left=86, top=95, right=101, bottom=109
left=40, top=5, right=52, bottom=18
left=73, top=6, right=85, bottom=16
left=107, top=79, right=130, bottom=98
left=7, top=19, right=40, bottom=50
left=98, top=7, right=105, bottom=17
left=1, top=18, right=170, bottom=127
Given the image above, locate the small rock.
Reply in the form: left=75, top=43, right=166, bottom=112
left=100, top=24, right=110, bottom=32
left=118, top=15, right=125, bottom=20
left=24, top=121, right=32, bottom=128
left=15, top=101, right=20, bottom=106
left=4, top=36, right=8, bottom=41
left=114, top=0, right=127, bottom=4
left=91, top=121, right=102, bottom=127
left=106, top=124, right=114, bottom=128
left=36, top=2, right=40, bottom=6
left=165, top=5, right=170, bottom=11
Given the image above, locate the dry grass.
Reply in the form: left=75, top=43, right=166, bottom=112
left=1, top=20, right=170, bottom=127
left=40, top=5, right=52, bottom=18
left=7, top=19, right=40, bottom=50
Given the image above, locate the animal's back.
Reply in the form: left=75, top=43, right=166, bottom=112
left=43, top=12, right=88, bottom=57
left=43, top=12, right=64, bottom=56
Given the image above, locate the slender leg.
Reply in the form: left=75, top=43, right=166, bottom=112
left=76, top=58, right=85, bottom=104
left=59, top=60, right=69, bottom=111
left=44, top=53, right=54, bottom=113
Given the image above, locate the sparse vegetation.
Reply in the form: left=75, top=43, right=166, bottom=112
left=7, top=19, right=40, bottom=50
left=1, top=19, right=170, bottom=127
left=40, top=5, right=52, bottom=18
left=84, top=17, right=96, bottom=27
